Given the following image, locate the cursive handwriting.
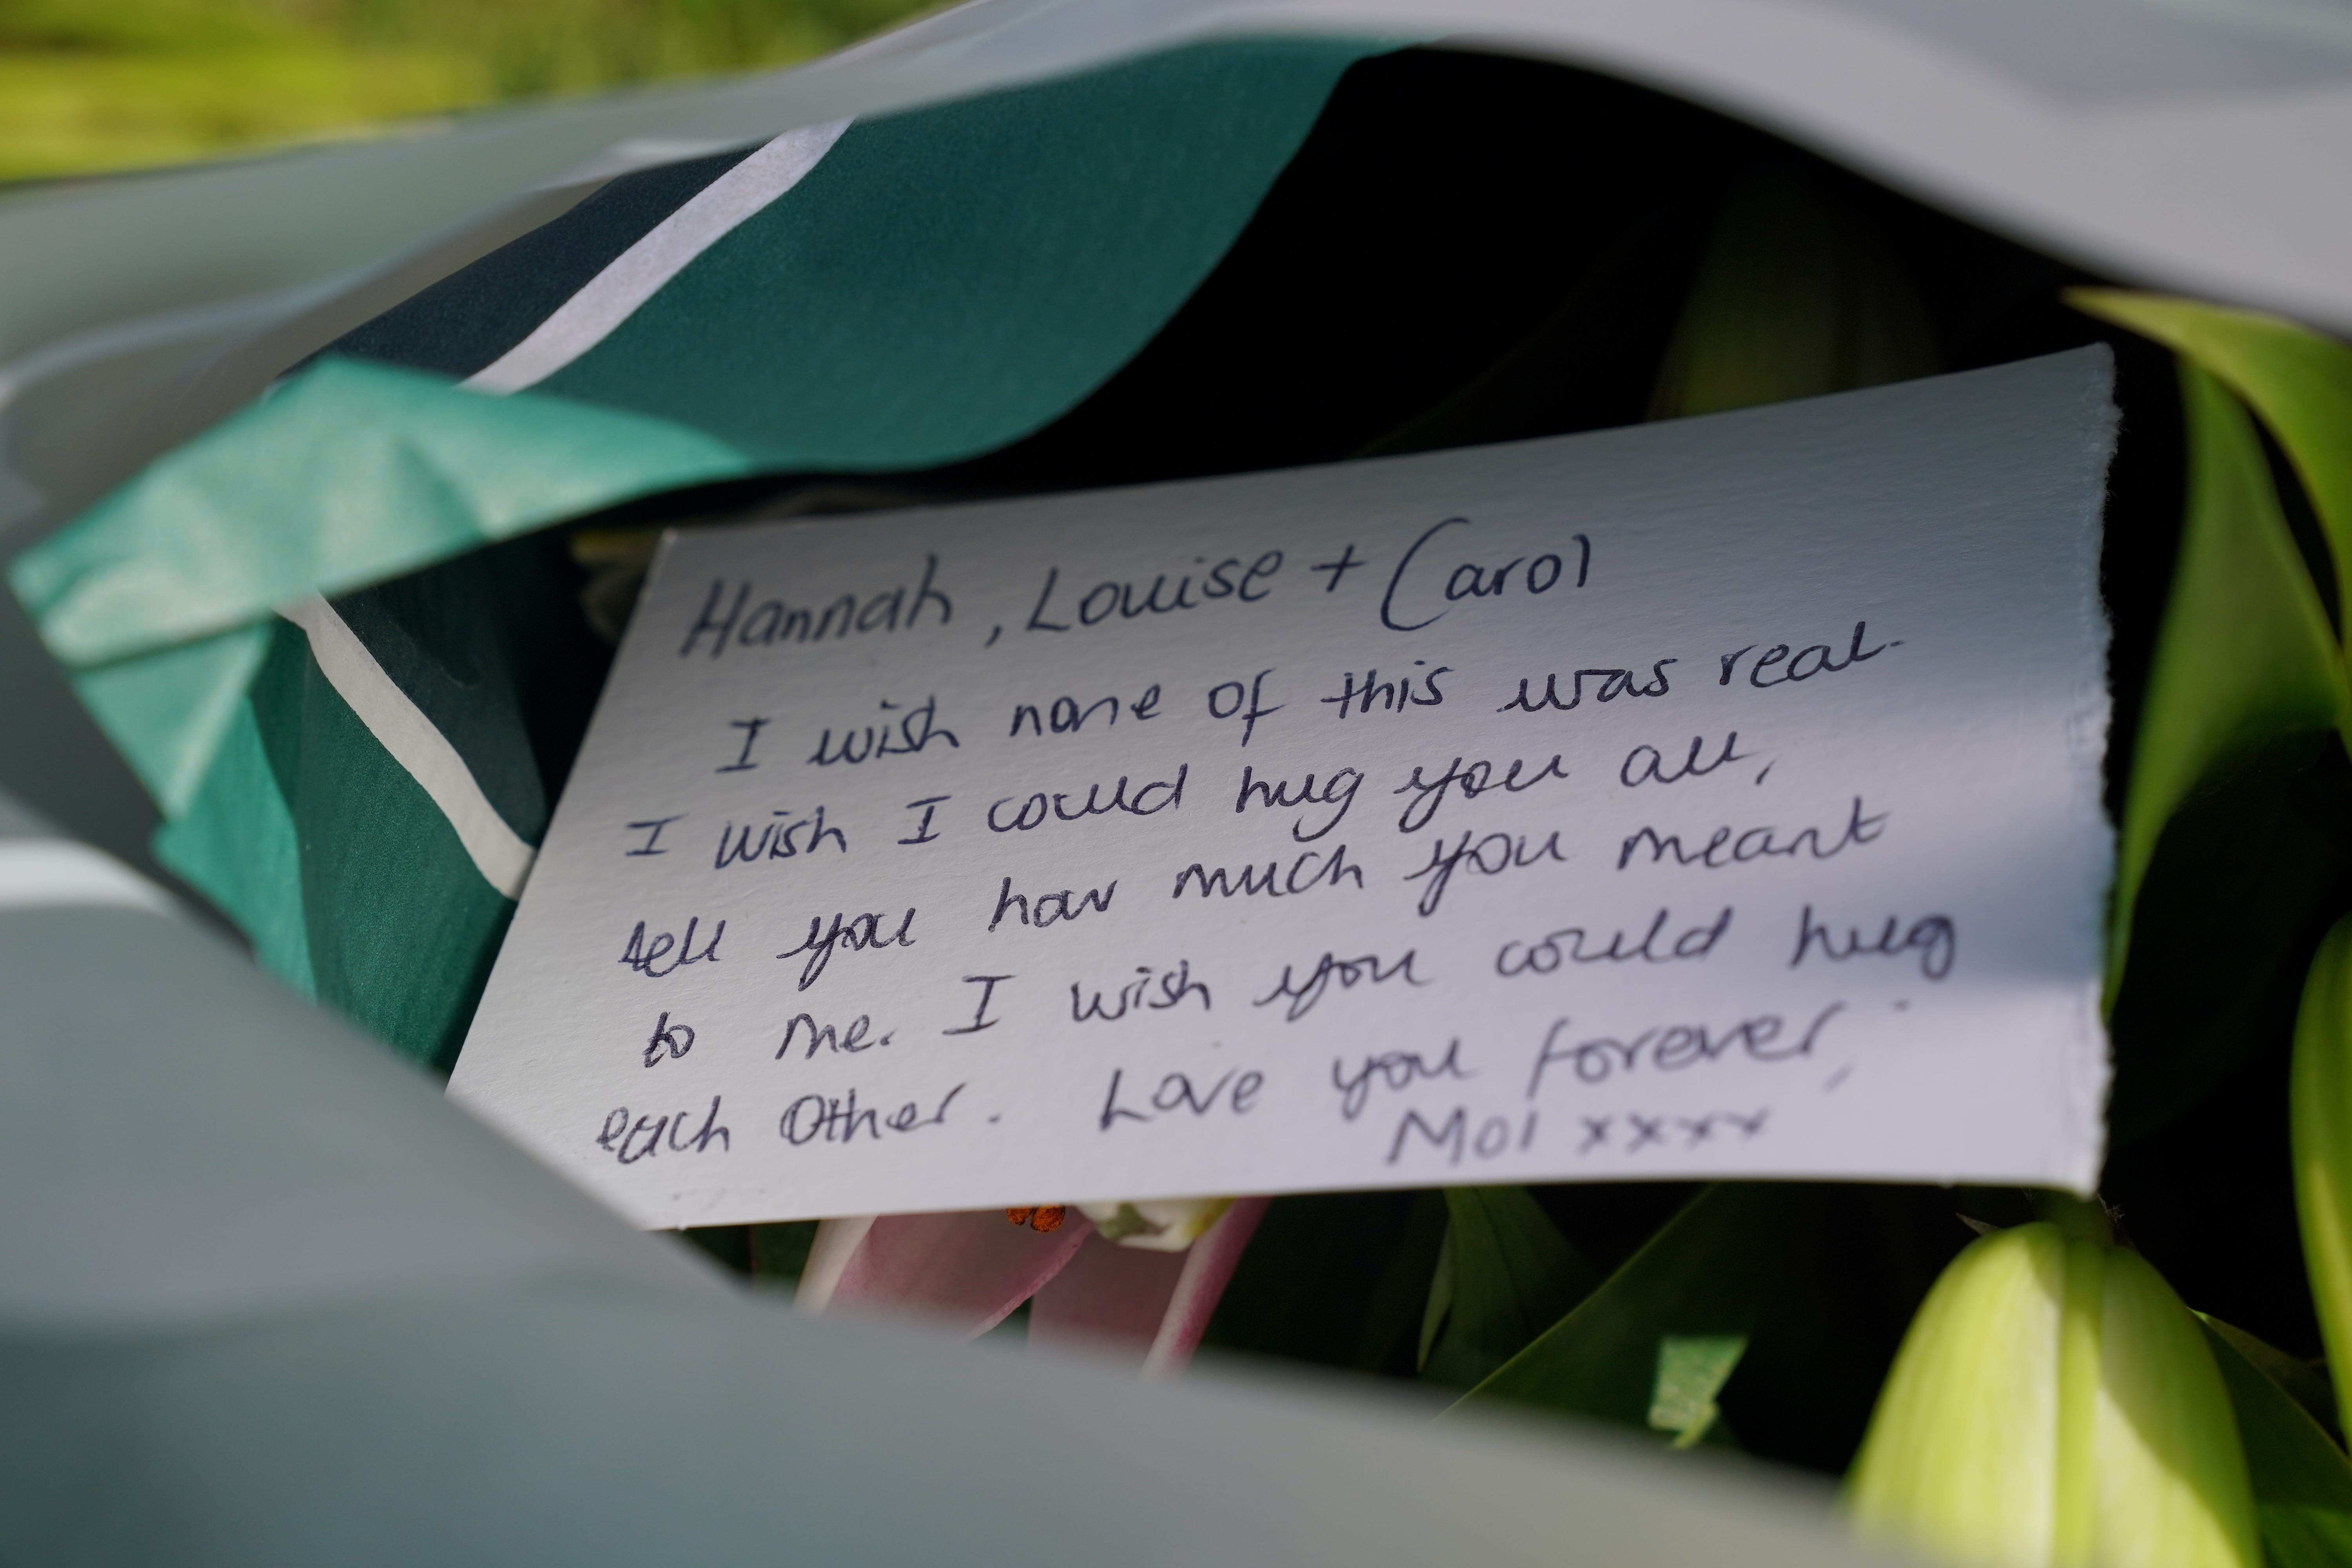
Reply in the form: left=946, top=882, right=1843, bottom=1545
left=1332, top=1038, right=1472, bottom=1121
left=620, top=916, right=723, bottom=978
left=780, top=1083, right=964, bottom=1146
left=1172, top=845, right=1365, bottom=901
left=1378, top=515, right=1590, bottom=633
left=778, top=1011, right=895, bottom=1060
left=1385, top=1106, right=1537, bottom=1166
left=642, top=1012, right=695, bottom=1067
left=1099, top=1066, right=1265, bottom=1129
left=991, top=877, right=1115, bottom=932
left=678, top=559, right=951, bottom=659
left=1072, top=960, right=1211, bottom=1022
left=1254, top=949, right=1428, bottom=1022
left=1495, top=907, right=1733, bottom=976
left=597, top=1096, right=730, bottom=1163
left=1235, top=764, right=1363, bottom=842
left=808, top=696, right=959, bottom=766
left=987, top=766, right=1186, bottom=832
left=775, top=907, right=917, bottom=990
left=714, top=806, right=847, bottom=867
left=1011, top=685, right=1161, bottom=737
left=1577, top=1108, right=1768, bottom=1154
left=1205, top=670, right=1283, bottom=748
left=1717, top=622, right=1892, bottom=688
left=1320, top=663, right=1449, bottom=717
left=1620, top=733, right=1752, bottom=788
left=1618, top=797, right=1887, bottom=870
left=1403, top=828, right=1569, bottom=917
left=1026, top=553, right=1282, bottom=633
left=1791, top=905, right=1955, bottom=980
left=1498, top=661, right=1674, bottom=713
left=1526, top=1004, right=1845, bottom=1093
left=1393, top=751, right=1570, bottom=833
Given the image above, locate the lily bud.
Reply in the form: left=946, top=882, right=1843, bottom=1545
left=1076, top=1198, right=1233, bottom=1252
left=1845, top=1208, right=2259, bottom=1568
left=1648, top=161, right=1938, bottom=421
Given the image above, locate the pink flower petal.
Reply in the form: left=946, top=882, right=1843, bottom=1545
left=1029, top=1234, right=1191, bottom=1361
left=1029, top=1198, right=1273, bottom=1374
left=1144, top=1196, right=1271, bottom=1376
left=794, top=1215, right=876, bottom=1312
left=817, top=1209, right=1093, bottom=1338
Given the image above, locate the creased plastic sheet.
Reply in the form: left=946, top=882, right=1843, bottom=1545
left=0, top=791, right=1917, bottom=1568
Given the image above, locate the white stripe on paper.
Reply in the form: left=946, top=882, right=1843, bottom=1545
left=0, top=838, right=177, bottom=917
left=279, top=595, right=537, bottom=900
left=463, top=119, right=852, bottom=395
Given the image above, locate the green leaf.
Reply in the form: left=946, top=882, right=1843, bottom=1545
left=679, top=1225, right=752, bottom=1276
left=2107, top=731, right=2352, bottom=1144
left=1445, top=1185, right=1797, bottom=1433
left=1420, top=1186, right=1600, bottom=1389
left=2091, top=357, right=2343, bottom=998
left=2207, top=1315, right=2342, bottom=1445
left=1649, top=1334, right=1750, bottom=1449
left=1349, top=1189, right=1448, bottom=1374
left=1418, top=1220, right=1455, bottom=1372
left=2294, top=916, right=2352, bottom=1437
left=2203, top=1317, right=2352, bottom=1568
left=749, top=1220, right=819, bottom=1290
left=1201, top=1190, right=1439, bottom=1372
left=2070, top=292, right=2352, bottom=626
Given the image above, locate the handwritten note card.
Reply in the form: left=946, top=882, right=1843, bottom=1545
left=450, top=349, right=2116, bottom=1226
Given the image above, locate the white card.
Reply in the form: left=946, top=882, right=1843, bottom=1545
left=450, top=349, right=2116, bottom=1226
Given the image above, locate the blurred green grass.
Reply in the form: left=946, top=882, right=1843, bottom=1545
left=0, top=0, right=936, bottom=182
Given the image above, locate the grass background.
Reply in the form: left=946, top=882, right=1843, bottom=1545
left=0, top=0, right=937, bottom=182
